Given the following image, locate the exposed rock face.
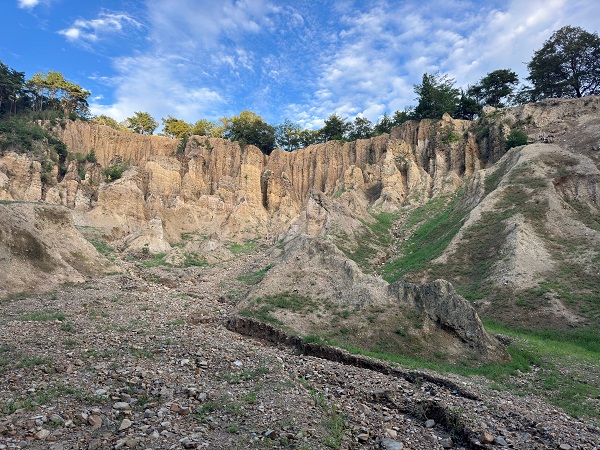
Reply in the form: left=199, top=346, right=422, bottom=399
left=0, top=203, right=118, bottom=296
left=2, top=98, right=598, bottom=248
left=245, top=235, right=509, bottom=363
left=31, top=110, right=502, bottom=242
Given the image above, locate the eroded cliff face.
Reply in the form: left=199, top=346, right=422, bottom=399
left=51, top=113, right=481, bottom=243
left=1, top=96, right=598, bottom=249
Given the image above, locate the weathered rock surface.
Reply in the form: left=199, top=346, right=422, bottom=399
left=0, top=202, right=118, bottom=296
left=245, top=235, right=509, bottom=363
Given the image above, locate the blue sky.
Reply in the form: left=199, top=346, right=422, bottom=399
left=1, top=0, right=599, bottom=131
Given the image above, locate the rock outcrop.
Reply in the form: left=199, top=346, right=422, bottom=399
left=0, top=202, right=118, bottom=296
left=243, top=235, right=509, bottom=363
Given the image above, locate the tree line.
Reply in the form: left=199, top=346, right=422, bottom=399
left=2, top=25, right=599, bottom=155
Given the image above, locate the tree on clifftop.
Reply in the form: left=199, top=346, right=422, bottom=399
left=0, top=61, right=25, bottom=115
left=162, top=116, right=191, bottom=139
left=468, top=69, right=519, bottom=108
left=126, top=111, right=158, bottom=135
left=527, top=26, right=600, bottom=99
left=319, top=113, right=350, bottom=142
left=413, top=72, right=460, bottom=120
left=222, top=110, right=275, bottom=154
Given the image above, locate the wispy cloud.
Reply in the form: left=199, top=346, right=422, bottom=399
left=292, top=0, right=600, bottom=125
left=17, top=0, right=40, bottom=9
left=73, top=0, right=600, bottom=130
left=89, top=54, right=225, bottom=123
left=59, top=12, right=142, bottom=43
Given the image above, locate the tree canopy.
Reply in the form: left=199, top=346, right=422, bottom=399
left=319, top=114, right=350, bottom=142
left=0, top=62, right=25, bottom=115
left=25, top=71, right=90, bottom=116
left=412, top=72, right=460, bottom=120
left=468, top=69, right=519, bottom=108
left=126, top=111, right=158, bottom=135
left=162, top=116, right=192, bottom=139
left=222, top=110, right=276, bottom=154
left=527, top=26, right=600, bottom=99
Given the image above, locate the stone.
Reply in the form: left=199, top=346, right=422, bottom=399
left=113, top=401, right=131, bottom=410
left=440, top=437, right=453, bottom=448
left=381, top=438, right=403, bottom=450
left=88, top=439, right=102, bottom=450
left=118, top=418, right=133, bottom=431
left=385, top=428, right=398, bottom=438
left=49, top=414, right=64, bottom=424
left=34, top=429, right=50, bottom=440
left=481, top=431, right=494, bottom=444
left=425, top=419, right=435, bottom=428
left=559, top=445, right=571, bottom=450
left=494, top=436, right=508, bottom=446
left=88, top=415, right=103, bottom=430
left=357, top=433, right=369, bottom=442
left=264, top=429, right=276, bottom=439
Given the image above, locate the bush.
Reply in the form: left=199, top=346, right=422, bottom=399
left=102, top=161, right=128, bottom=182
left=505, top=129, right=528, bottom=149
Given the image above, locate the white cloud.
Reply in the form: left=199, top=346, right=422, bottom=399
left=289, top=0, right=600, bottom=126
left=17, top=0, right=40, bottom=9
left=89, top=55, right=225, bottom=124
left=79, top=0, right=600, bottom=130
left=59, top=12, right=142, bottom=43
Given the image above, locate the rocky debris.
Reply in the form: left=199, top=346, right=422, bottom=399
left=0, top=251, right=597, bottom=450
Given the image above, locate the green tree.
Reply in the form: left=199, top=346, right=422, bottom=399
left=373, top=112, right=393, bottom=135
left=392, top=108, right=414, bottom=126
left=161, top=116, right=191, bottom=138
left=505, top=129, right=528, bottom=149
left=191, top=119, right=223, bottom=137
left=455, top=91, right=482, bottom=120
left=298, top=129, right=320, bottom=148
left=527, top=26, right=600, bottom=99
left=0, top=61, right=25, bottom=115
left=126, top=111, right=158, bottom=135
left=222, top=110, right=276, bottom=154
left=275, top=119, right=302, bottom=151
left=413, top=72, right=460, bottom=120
left=348, top=116, right=373, bottom=141
left=319, top=114, right=350, bottom=142
left=468, top=69, right=519, bottom=108
left=61, top=81, right=90, bottom=116
left=93, top=115, right=123, bottom=130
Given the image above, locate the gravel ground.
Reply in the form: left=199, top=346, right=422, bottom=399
left=1, top=251, right=598, bottom=449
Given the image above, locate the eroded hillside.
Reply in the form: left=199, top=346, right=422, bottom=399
left=1, top=98, right=600, bottom=448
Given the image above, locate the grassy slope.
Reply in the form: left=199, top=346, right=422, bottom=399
left=320, top=153, right=600, bottom=424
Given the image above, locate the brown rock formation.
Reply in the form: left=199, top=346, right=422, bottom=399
left=0, top=203, right=117, bottom=296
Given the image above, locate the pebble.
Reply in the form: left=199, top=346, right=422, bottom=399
left=381, top=438, right=403, bottom=450
left=425, top=419, right=435, bottom=428
left=494, top=435, right=508, bottom=447
left=481, top=431, right=494, bottom=444
left=34, top=429, right=50, bottom=440
left=88, top=415, right=103, bottom=430
left=118, top=418, right=133, bottom=431
left=113, top=401, right=131, bottom=410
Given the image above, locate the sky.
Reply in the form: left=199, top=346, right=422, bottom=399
left=1, top=0, right=599, bottom=131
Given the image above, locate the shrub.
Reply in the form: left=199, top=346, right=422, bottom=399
left=102, top=161, right=129, bottom=182
left=505, top=129, right=528, bottom=149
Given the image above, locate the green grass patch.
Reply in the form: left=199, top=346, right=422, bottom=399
left=380, top=191, right=467, bottom=282
left=227, top=240, right=258, bottom=255
left=18, top=309, right=65, bottom=322
left=236, top=265, right=272, bottom=285
left=335, top=210, right=397, bottom=270
left=240, top=291, right=318, bottom=326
